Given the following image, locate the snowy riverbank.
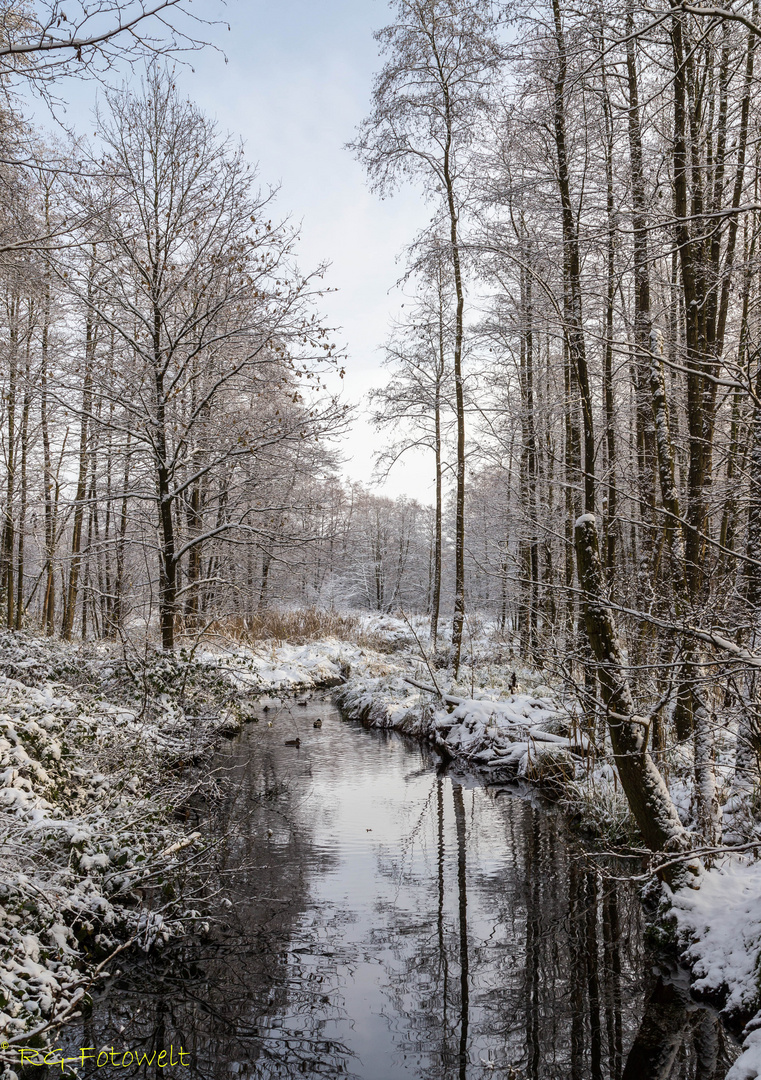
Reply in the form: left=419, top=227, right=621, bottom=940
left=2, top=623, right=761, bottom=1078
left=671, top=861, right=761, bottom=1078
left=336, top=661, right=589, bottom=783
left=0, top=632, right=360, bottom=1051
left=335, top=645, right=761, bottom=1074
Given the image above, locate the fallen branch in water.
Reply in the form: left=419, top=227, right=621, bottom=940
left=404, top=677, right=592, bottom=752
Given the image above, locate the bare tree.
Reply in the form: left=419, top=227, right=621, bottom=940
left=351, top=0, right=501, bottom=675
left=61, top=70, right=344, bottom=648
left=0, top=1, right=206, bottom=84
left=371, top=248, right=455, bottom=645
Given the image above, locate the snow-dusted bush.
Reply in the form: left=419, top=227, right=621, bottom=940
left=562, top=775, right=636, bottom=843
left=522, top=743, right=575, bottom=788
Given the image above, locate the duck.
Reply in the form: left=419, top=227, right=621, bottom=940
left=313, top=719, right=322, bottom=728
left=284, top=737, right=301, bottom=747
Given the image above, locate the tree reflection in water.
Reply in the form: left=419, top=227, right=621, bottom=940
left=622, top=976, right=738, bottom=1079
left=58, top=699, right=739, bottom=1079
left=374, top=774, right=648, bottom=1078
left=61, top=699, right=354, bottom=1080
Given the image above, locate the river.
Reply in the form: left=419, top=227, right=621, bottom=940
left=61, top=693, right=739, bottom=1079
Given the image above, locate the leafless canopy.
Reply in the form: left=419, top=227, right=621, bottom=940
left=0, top=0, right=210, bottom=83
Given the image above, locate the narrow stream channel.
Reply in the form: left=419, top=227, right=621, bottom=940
left=62, top=694, right=739, bottom=1079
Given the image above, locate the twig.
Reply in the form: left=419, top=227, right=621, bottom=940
left=398, top=610, right=445, bottom=699
left=593, top=840, right=761, bottom=882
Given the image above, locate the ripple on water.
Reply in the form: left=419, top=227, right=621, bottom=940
left=61, top=694, right=739, bottom=1080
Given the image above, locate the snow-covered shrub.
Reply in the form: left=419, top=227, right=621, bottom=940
left=0, top=631, right=363, bottom=1044
left=562, top=776, right=635, bottom=843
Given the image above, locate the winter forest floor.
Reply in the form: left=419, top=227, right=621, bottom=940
left=0, top=616, right=759, bottom=1078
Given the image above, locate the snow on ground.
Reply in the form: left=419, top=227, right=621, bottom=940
left=0, top=667, right=200, bottom=1043
left=672, top=859, right=761, bottom=1016
left=3, top=617, right=761, bottom=1073
left=671, top=859, right=761, bottom=1078
left=729, top=1022, right=761, bottom=1080
left=195, top=638, right=353, bottom=693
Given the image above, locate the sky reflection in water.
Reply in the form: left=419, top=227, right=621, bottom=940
left=63, top=695, right=738, bottom=1080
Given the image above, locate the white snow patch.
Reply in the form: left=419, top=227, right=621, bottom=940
left=728, top=1023, right=761, bottom=1079
left=672, top=858, right=761, bottom=1015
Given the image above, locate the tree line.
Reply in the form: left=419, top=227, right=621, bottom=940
left=0, top=69, right=354, bottom=650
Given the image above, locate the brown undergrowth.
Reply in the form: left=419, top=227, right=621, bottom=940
left=189, top=608, right=401, bottom=652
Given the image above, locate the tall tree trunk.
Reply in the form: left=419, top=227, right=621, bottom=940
left=41, top=275, right=56, bottom=635
left=519, top=249, right=539, bottom=658
left=154, top=304, right=177, bottom=650
left=599, top=36, right=618, bottom=576
left=430, top=269, right=445, bottom=649
left=665, top=7, right=753, bottom=836
left=626, top=1, right=658, bottom=596
left=552, top=0, right=595, bottom=516
left=111, top=429, right=131, bottom=634
left=1, top=296, right=18, bottom=629
left=185, top=478, right=203, bottom=622
left=443, top=127, right=466, bottom=676
left=574, top=514, right=697, bottom=886
left=62, top=285, right=97, bottom=641
left=258, top=550, right=272, bottom=613
left=552, top=0, right=597, bottom=704
left=14, top=332, right=31, bottom=631
left=564, top=322, right=579, bottom=640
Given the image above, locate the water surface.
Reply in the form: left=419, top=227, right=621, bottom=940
left=62, top=695, right=738, bottom=1079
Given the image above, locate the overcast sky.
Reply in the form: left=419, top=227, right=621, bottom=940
left=32, top=0, right=436, bottom=503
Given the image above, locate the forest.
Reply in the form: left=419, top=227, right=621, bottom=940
left=1, top=0, right=761, bottom=1077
